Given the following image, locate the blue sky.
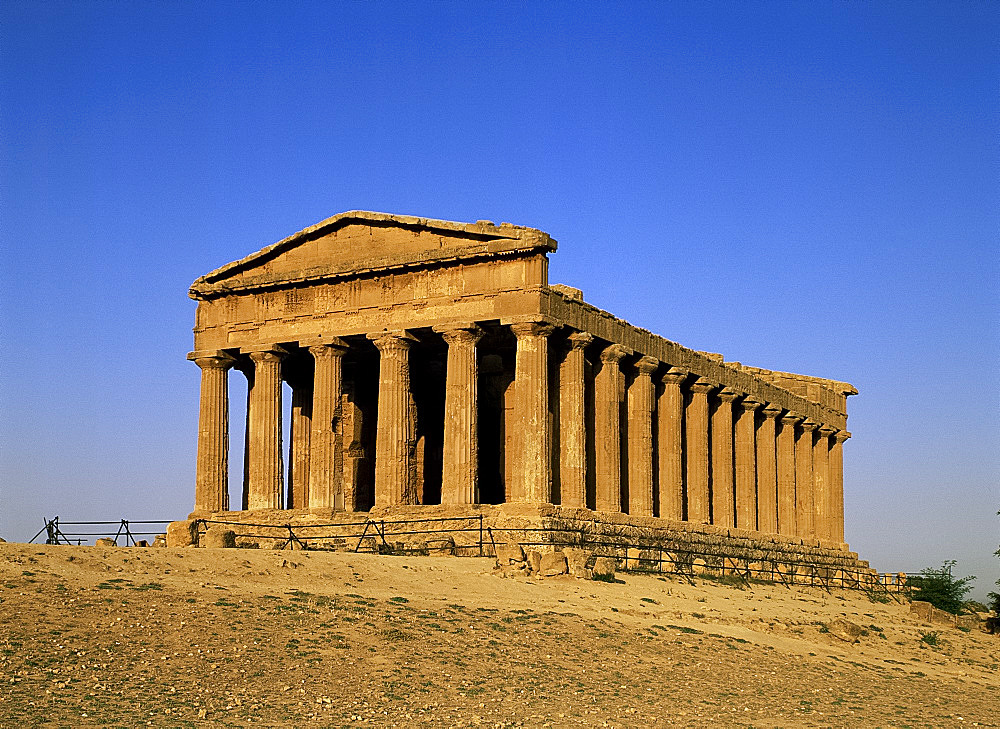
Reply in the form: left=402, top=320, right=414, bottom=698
left=2, top=1, right=997, bottom=598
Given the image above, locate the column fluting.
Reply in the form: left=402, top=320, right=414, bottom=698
left=510, top=321, right=556, bottom=503
left=657, top=367, right=687, bottom=520
left=308, top=341, right=347, bottom=509
left=595, top=343, right=629, bottom=512
left=559, top=331, right=593, bottom=508
left=830, top=430, right=850, bottom=545
left=734, top=398, right=761, bottom=531
left=776, top=412, right=801, bottom=536
left=437, top=325, right=484, bottom=505
left=685, top=377, right=714, bottom=523
left=627, top=356, right=658, bottom=517
left=755, top=404, right=781, bottom=534
left=711, top=388, right=737, bottom=528
left=192, top=352, right=235, bottom=512
left=370, top=332, right=417, bottom=506
left=814, top=425, right=835, bottom=541
left=795, top=419, right=818, bottom=538
left=247, top=347, right=287, bottom=510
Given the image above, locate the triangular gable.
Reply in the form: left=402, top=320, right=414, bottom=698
left=189, top=211, right=556, bottom=299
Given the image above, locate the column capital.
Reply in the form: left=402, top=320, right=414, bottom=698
left=566, top=330, right=594, bottom=350
left=799, top=419, right=819, bottom=433
left=188, top=350, right=236, bottom=371
left=818, top=425, right=837, bottom=437
left=434, top=324, right=484, bottom=346
left=509, top=320, right=557, bottom=339
left=635, top=355, right=659, bottom=376
left=781, top=412, right=804, bottom=426
left=717, top=387, right=739, bottom=403
left=834, top=430, right=851, bottom=443
left=661, top=366, right=687, bottom=386
left=688, top=377, right=715, bottom=394
left=368, top=330, right=417, bottom=352
left=761, top=403, right=783, bottom=420
left=739, top=397, right=761, bottom=413
left=304, top=337, right=349, bottom=356
left=599, top=343, right=630, bottom=364
left=247, top=346, right=288, bottom=365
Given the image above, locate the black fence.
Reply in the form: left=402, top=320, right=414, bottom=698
left=29, top=513, right=905, bottom=599
left=29, top=517, right=173, bottom=547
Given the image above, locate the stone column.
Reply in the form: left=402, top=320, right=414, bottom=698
left=191, top=351, right=235, bottom=512
left=436, top=325, right=483, bottom=505
left=711, top=389, right=737, bottom=528
left=814, top=426, right=835, bottom=541
left=657, top=367, right=687, bottom=520
left=559, top=331, right=593, bottom=508
left=370, top=332, right=417, bottom=506
left=627, top=356, right=658, bottom=517
left=288, top=382, right=312, bottom=509
left=776, top=413, right=801, bottom=536
left=830, top=431, right=850, bottom=545
left=685, top=377, right=714, bottom=523
left=734, top=398, right=760, bottom=531
left=308, top=341, right=347, bottom=509
left=509, top=321, right=556, bottom=503
left=247, top=347, right=287, bottom=510
left=755, top=404, right=781, bottom=534
left=595, top=343, right=628, bottom=512
left=795, top=419, right=818, bottom=538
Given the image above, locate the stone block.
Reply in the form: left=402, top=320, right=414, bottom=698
left=563, top=547, right=591, bottom=577
left=592, top=557, right=616, bottom=581
left=133, top=539, right=149, bottom=548
left=526, top=550, right=541, bottom=573
left=94, top=538, right=116, bottom=547
left=495, top=543, right=525, bottom=565
left=202, top=528, right=237, bottom=549
left=956, top=614, right=981, bottom=631
left=828, top=618, right=864, bottom=643
left=152, top=534, right=167, bottom=547
left=540, top=551, right=567, bottom=576
left=166, top=520, right=199, bottom=548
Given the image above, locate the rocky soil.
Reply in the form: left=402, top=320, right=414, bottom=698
left=1, top=542, right=997, bottom=728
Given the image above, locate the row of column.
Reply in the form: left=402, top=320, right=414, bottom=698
left=192, top=321, right=849, bottom=543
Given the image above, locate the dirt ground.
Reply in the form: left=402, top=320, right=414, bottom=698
left=1, top=542, right=997, bottom=728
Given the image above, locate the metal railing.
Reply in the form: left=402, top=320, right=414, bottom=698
left=29, top=513, right=903, bottom=598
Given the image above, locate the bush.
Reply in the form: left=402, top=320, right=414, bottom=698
left=909, top=560, right=975, bottom=615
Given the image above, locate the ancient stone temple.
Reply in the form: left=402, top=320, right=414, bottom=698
left=187, top=211, right=856, bottom=547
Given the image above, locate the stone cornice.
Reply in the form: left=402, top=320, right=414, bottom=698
left=541, top=288, right=849, bottom=430
left=190, top=211, right=556, bottom=300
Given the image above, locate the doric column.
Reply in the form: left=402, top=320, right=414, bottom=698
left=247, top=347, right=287, bottom=510
left=595, top=343, right=629, bottom=512
left=814, top=426, right=835, bottom=541
left=559, top=331, right=593, bottom=508
left=191, top=351, right=235, bottom=512
left=711, top=388, right=737, bottom=528
left=308, top=340, right=347, bottom=509
left=734, top=398, right=760, bottom=531
left=795, top=419, right=818, bottom=538
left=755, top=404, right=781, bottom=534
left=509, top=321, right=556, bottom=503
left=369, top=332, right=417, bottom=506
left=288, top=380, right=312, bottom=509
left=776, top=412, right=801, bottom=536
left=627, top=356, right=658, bottom=517
left=830, top=431, right=850, bottom=545
left=657, top=367, right=687, bottom=520
left=685, top=377, right=714, bottom=523
left=436, top=325, right=483, bottom=505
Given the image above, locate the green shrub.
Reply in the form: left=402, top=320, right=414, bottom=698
left=920, top=631, right=938, bottom=646
left=908, top=560, right=975, bottom=615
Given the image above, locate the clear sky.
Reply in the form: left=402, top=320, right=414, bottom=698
left=2, top=1, right=997, bottom=599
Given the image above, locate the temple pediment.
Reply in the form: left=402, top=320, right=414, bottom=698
left=189, top=210, right=556, bottom=300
